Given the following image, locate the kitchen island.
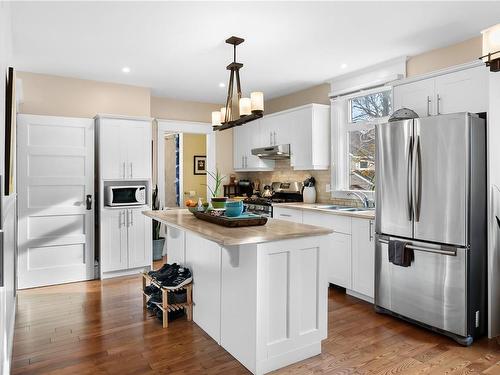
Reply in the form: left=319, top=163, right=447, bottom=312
left=143, top=209, right=333, bottom=375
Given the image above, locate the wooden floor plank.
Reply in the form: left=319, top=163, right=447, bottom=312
left=12, top=265, right=500, bottom=375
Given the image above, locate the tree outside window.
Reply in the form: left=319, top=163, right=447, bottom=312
left=346, top=89, right=391, bottom=191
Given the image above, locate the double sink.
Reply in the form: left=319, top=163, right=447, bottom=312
left=314, top=205, right=375, bottom=212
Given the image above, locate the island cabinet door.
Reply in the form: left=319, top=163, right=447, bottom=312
left=255, top=236, right=328, bottom=373
left=184, top=233, right=221, bottom=344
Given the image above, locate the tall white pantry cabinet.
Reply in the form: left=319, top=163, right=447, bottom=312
left=95, top=115, right=153, bottom=279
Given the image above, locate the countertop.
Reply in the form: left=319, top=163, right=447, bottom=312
left=143, top=209, right=333, bottom=246
left=273, top=202, right=376, bottom=220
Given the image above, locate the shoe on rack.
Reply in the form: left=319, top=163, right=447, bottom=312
left=149, top=263, right=178, bottom=278
left=167, top=290, right=187, bottom=304
left=144, top=284, right=160, bottom=296
left=161, top=267, right=192, bottom=290
left=153, top=263, right=180, bottom=282
left=149, top=290, right=163, bottom=306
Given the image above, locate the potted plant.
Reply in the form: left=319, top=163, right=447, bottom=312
left=204, top=168, right=227, bottom=209
left=152, top=185, right=165, bottom=261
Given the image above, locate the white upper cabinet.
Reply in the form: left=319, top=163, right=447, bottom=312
left=393, top=64, right=488, bottom=118
left=233, top=119, right=275, bottom=171
left=433, top=66, right=488, bottom=115
left=234, top=104, right=330, bottom=171
left=393, top=78, right=435, bottom=118
left=97, top=116, right=152, bottom=180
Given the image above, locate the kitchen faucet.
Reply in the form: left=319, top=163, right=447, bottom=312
left=347, top=191, right=373, bottom=208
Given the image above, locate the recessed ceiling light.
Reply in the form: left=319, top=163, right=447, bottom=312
left=218, top=82, right=226, bottom=88
left=122, top=66, right=131, bottom=73
left=340, top=63, right=348, bottom=69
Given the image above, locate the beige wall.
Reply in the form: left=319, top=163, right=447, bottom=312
left=182, top=133, right=207, bottom=201
left=265, top=83, right=330, bottom=114
left=17, top=71, right=151, bottom=118
left=406, top=36, right=481, bottom=77
left=151, top=95, right=233, bottom=185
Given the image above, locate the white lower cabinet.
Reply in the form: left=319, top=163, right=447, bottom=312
left=101, top=208, right=152, bottom=276
left=351, top=218, right=375, bottom=300
left=273, top=207, right=303, bottom=223
left=284, top=207, right=375, bottom=302
left=328, top=232, right=352, bottom=288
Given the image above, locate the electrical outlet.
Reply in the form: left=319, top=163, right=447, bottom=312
left=325, top=184, right=331, bottom=192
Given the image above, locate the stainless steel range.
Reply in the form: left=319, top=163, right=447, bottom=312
left=244, top=181, right=303, bottom=217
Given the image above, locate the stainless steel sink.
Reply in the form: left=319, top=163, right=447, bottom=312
left=336, top=207, right=373, bottom=212
left=314, top=205, right=348, bottom=210
left=314, top=205, right=374, bottom=212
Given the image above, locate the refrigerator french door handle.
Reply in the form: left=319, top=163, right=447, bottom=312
left=378, top=238, right=457, bottom=256
left=413, top=135, right=422, bottom=222
left=426, top=96, right=431, bottom=116
left=407, top=135, right=413, bottom=221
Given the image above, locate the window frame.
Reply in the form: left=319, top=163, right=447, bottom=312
left=331, top=86, right=392, bottom=197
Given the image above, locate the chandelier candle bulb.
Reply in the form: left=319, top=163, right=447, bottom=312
left=212, top=111, right=222, bottom=126
left=220, top=107, right=229, bottom=123
left=251, top=92, right=264, bottom=112
left=239, top=98, right=251, bottom=116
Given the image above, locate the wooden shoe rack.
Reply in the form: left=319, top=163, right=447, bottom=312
left=141, top=272, right=193, bottom=328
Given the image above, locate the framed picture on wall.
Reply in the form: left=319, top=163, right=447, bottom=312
left=193, top=155, right=206, bottom=175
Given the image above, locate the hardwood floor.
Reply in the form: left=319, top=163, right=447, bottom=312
left=12, top=267, right=500, bottom=374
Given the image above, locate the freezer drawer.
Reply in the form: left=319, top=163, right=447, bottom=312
left=375, top=236, right=467, bottom=337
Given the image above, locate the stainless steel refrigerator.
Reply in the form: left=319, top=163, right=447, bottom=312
left=374, top=112, right=487, bottom=346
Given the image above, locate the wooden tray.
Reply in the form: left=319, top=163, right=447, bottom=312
left=193, top=211, right=268, bottom=227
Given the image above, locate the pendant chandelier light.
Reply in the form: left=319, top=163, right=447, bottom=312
left=212, top=36, right=264, bottom=131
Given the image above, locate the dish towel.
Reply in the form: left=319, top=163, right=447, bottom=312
left=388, top=240, right=414, bottom=267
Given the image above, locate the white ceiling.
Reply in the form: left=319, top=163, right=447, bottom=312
left=10, top=1, right=500, bottom=103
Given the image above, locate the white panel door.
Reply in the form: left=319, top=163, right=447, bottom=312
left=434, top=66, right=488, bottom=115
left=393, top=78, right=435, bottom=117
left=351, top=218, right=375, bottom=298
left=100, top=121, right=125, bottom=179
left=127, top=209, right=152, bottom=268
left=123, top=122, right=151, bottom=179
left=17, top=114, right=95, bottom=289
left=100, top=209, right=128, bottom=272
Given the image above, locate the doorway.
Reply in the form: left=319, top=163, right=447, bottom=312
left=157, top=120, right=215, bottom=209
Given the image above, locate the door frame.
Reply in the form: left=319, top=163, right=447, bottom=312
left=156, top=119, right=215, bottom=209
left=163, top=132, right=184, bottom=207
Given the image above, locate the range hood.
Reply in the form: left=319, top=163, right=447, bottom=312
left=251, top=144, right=291, bottom=160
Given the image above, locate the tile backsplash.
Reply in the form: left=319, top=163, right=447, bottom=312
left=235, top=160, right=363, bottom=207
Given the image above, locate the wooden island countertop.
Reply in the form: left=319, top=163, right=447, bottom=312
left=143, top=209, right=333, bottom=246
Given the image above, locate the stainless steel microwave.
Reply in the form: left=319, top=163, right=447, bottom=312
left=105, top=185, right=146, bottom=207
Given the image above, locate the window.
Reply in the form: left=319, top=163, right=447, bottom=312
left=332, top=87, right=392, bottom=193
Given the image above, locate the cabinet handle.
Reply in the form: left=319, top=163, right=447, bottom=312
left=274, top=131, right=277, bottom=145
left=129, top=209, right=133, bottom=226
left=437, top=94, right=441, bottom=115
left=369, top=220, right=374, bottom=241
left=130, top=162, right=133, bottom=178
left=270, top=132, right=273, bottom=146
left=426, top=96, right=431, bottom=116
left=280, top=213, right=292, bottom=217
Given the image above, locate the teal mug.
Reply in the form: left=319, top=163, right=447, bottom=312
left=225, top=200, right=244, bottom=217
